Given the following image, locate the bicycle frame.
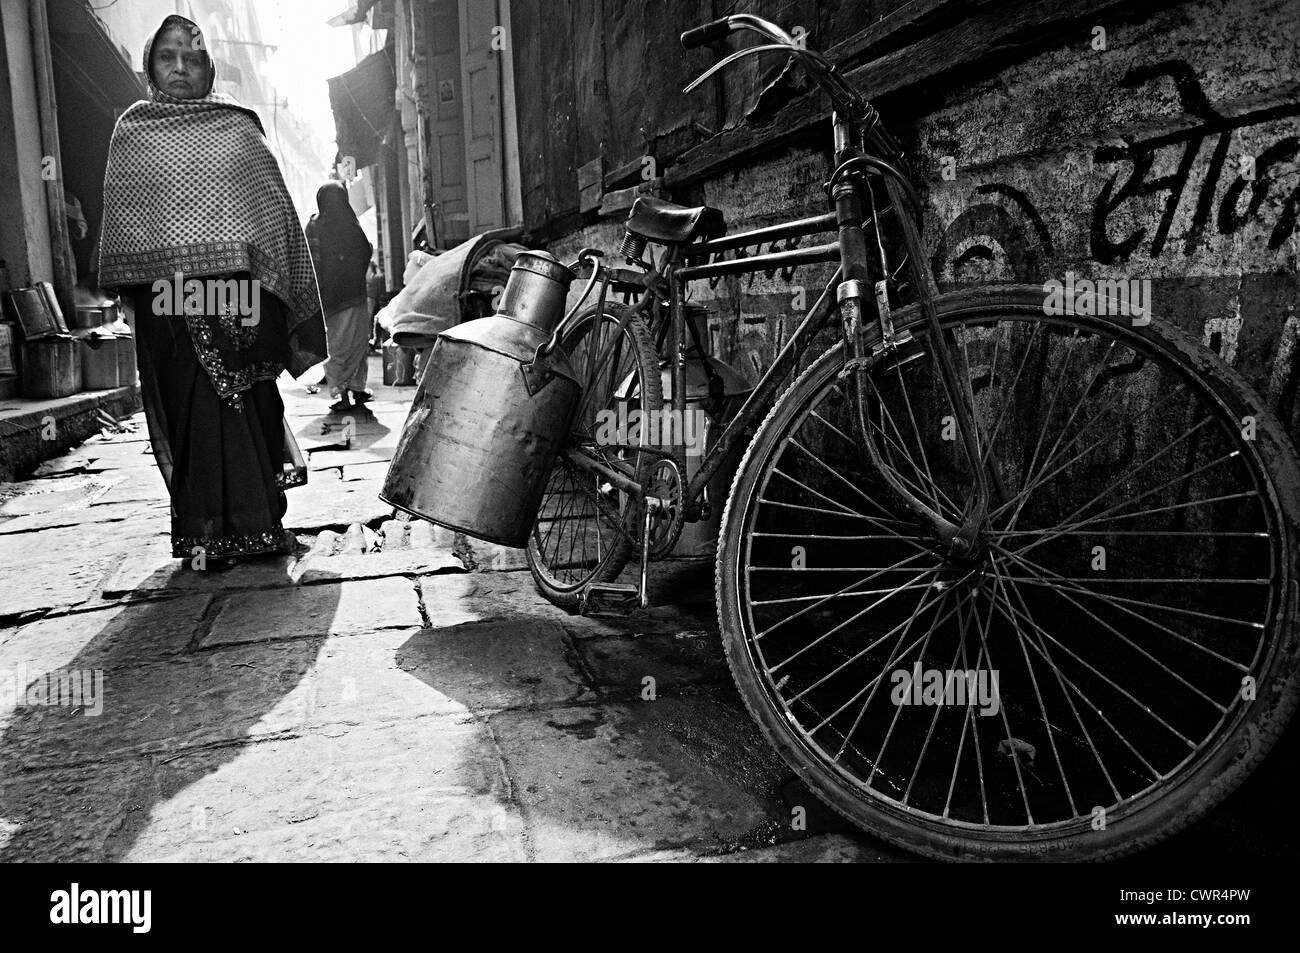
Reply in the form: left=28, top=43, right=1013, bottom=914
left=667, top=226, right=841, bottom=517
left=555, top=228, right=843, bottom=514
left=560, top=21, right=996, bottom=558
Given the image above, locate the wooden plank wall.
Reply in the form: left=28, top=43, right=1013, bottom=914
left=509, top=0, right=1196, bottom=237
left=511, top=0, right=907, bottom=236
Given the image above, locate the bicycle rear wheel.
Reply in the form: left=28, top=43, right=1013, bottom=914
left=717, top=286, right=1300, bottom=861
left=527, top=302, right=661, bottom=608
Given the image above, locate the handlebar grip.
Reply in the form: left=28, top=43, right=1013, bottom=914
left=681, top=19, right=731, bottom=50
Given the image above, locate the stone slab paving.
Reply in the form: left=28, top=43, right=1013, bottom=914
left=82, top=430, right=151, bottom=445
left=458, top=537, right=530, bottom=571
left=30, top=451, right=101, bottom=477
left=0, top=594, right=212, bottom=680
left=200, top=575, right=424, bottom=647
left=90, top=475, right=171, bottom=506
left=450, top=568, right=720, bottom=640
left=700, top=833, right=914, bottom=862
left=0, top=717, right=525, bottom=863
left=306, top=448, right=395, bottom=471
left=58, top=441, right=158, bottom=470
left=395, top=619, right=592, bottom=712
left=625, top=833, right=915, bottom=863
left=99, top=540, right=299, bottom=598
left=283, top=474, right=397, bottom=532
left=290, top=548, right=464, bottom=584
left=0, top=499, right=163, bottom=536
left=2, top=620, right=463, bottom=768
left=574, top=627, right=732, bottom=696
left=124, top=722, right=527, bottom=863
left=0, top=521, right=169, bottom=618
left=99, top=522, right=467, bottom=596
left=331, top=458, right=393, bottom=482
left=486, top=692, right=791, bottom=861
left=0, top=359, right=931, bottom=863
left=0, top=474, right=120, bottom=516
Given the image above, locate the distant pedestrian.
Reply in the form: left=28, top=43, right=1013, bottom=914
left=97, top=14, right=326, bottom=567
left=306, top=182, right=374, bottom=412
left=64, top=189, right=90, bottom=282
left=366, top=259, right=383, bottom=346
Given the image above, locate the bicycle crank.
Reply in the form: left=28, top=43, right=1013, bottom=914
left=644, top=457, right=686, bottom=558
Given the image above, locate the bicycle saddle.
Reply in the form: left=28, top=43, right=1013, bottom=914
left=626, top=196, right=726, bottom=244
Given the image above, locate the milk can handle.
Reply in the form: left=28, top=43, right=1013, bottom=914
left=538, top=248, right=604, bottom=357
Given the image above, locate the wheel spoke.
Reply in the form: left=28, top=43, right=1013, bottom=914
left=978, top=322, right=1040, bottom=471
left=988, top=565, right=1124, bottom=805
left=983, top=567, right=1164, bottom=785
left=991, top=376, right=1195, bottom=523
left=943, top=596, right=990, bottom=823
left=994, top=543, right=1259, bottom=665
left=759, top=548, right=940, bottom=647
left=1002, top=329, right=1086, bottom=532
left=942, top=577, right=1036, bottom=825
left=1010, top=444, right=1243, bottom=560
left=988, top=569, right=1078, bottom=816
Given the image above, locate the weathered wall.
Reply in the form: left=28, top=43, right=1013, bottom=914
left=0, top=0, right=56, bottom=293
left=511, top=0, right=906, bottom=231
left=516, top=0, right=1300, bottom=437
left=920, top=0, right=1300, bottom=432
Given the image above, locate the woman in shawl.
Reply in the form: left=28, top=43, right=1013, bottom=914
left=98, top=15, right=327, bottom=567
left=306, top=182, right=375, bottom=412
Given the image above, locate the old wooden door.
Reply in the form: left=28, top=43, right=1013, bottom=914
left=429, top=0, right=469, bottom=246
left=458, top=0, right=505, bottom=232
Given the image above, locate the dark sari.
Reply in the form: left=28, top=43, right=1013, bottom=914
left=126, top=278, right=306, bottom=559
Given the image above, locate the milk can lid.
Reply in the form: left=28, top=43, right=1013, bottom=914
left=511, top=249, right=575, bottom=285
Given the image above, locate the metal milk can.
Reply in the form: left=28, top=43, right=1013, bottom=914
left=381, top=250, right=584, bottom=547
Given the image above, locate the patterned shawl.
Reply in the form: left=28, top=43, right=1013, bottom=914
left=97, top=17, right=325, bottom=379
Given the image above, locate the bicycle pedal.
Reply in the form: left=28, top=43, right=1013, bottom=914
left=580, top=582, right=642, bottom=615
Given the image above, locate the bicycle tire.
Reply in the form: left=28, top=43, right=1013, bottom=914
left=716, top=285, right=1300, bottom=861
left=527, top=302, right=662, bottom=609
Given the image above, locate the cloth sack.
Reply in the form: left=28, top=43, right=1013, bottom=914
left=377, top=235, right=527, bottom=347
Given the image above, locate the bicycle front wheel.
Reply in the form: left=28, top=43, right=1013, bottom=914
left=717, top=286, right=1300, bottom=861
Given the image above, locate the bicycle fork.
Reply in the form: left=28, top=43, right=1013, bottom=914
left=832, top=153, right=990, bottom=560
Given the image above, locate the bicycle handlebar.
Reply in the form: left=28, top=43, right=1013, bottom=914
left=680, top=15, right=856, bottom=115
left=681, top=14, right=902, bottom=163
left=681, top=18, right=732, bottom=50
left=683, top=14, right=798, bottom=48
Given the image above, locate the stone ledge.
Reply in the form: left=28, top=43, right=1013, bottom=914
left=0, top=385, right=142, bottom=482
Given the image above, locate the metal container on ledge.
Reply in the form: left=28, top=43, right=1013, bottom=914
left=71, top=306, right=104, bottom=331
left=381, top=250, right=583, bottom=547
left=74, top=326, right=119, bottom=390
left=104, top=309, right=136, bottom=388
left=21, top=336, right=80, bottom=398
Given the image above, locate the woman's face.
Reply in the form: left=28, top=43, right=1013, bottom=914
left=151, top=27, right=209, bottom=99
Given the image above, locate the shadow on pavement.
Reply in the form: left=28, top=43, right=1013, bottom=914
left=0, top=570, right=338, bottom=862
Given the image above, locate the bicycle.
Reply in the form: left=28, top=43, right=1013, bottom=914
left=523, top=14, right=1300, bottom=861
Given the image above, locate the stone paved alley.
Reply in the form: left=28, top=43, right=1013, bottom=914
left=0, top=357, right=1294, bottom=862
